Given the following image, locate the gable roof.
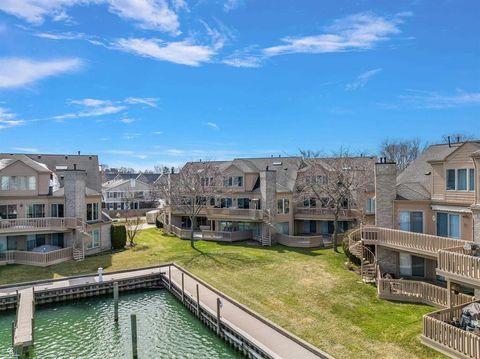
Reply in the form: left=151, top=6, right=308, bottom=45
left=0, top=155, right=51, bottom=173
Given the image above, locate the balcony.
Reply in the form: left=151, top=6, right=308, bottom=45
left=275, top=233, right=325, bottom=248
left=294, top=207, right=356, bottom=220
left=437, top=246, right=480, bottom=287
left=169, top=225, right=253, bottom=242
left=0, top=247, right=73, bottom=267
left=205, top=208, right=264, bottom=221
left=0, top=217, right=79, bottom=235
left=422, top=302, right=480, bottom=359
left=361, top=226, right=469, bottom=258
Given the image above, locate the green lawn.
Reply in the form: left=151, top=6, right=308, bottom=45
left=0, top=229, right=443, bottom=359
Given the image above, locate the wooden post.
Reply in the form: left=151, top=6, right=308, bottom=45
left=114, top=282, right=119, bottom=323
left=196, top=284, right=200, bottom=316
left=181, top=272, right=185, bottom=303
left=131, top=314, right=138, bottom=359
left=11, top=321, right=14, bottom=347
left=447, top=280, right=452, bottom=308
left=216, top=298, right=221, bottom=335
left=168, top=266, right=172, bottom=290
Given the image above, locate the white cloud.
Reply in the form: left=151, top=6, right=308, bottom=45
left=224, top=0, right=243, bottom=12
left=0, top=107, right=25, bottom=129
left=114, top=38, right=216, bottom=66
left=0, top=57, right=82, bottom=89
left=120, top=117, right=135, bottom=123
left=152, top=131, right=163, bottom=135
left=12, top=147, right=39, bottom=153
left=263, top=12, right=406, bottom=57
left=166, top=148, right=185, bottom=155
left=70, top=98, right=111, bottom=107
left=123, top=133, right=141, bottom=139
left=206, top=121, right=219, bottom=130
left=400, top=91, right=480, bottom=109
left=124, top=97, right=158, bottom=107
left=345, top=68, right=382, bottom=91
left=53, top=105, right=126, bottom=120
left=35, top=31, right=85, bottom=40
left=0, top=0, right=180, bottom=34
left=104, top=149, right=135, bottom=155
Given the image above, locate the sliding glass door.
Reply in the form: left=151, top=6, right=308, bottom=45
left=437, top=212, right=460, bottom=239
left=399, top=211, right=423, bottom=233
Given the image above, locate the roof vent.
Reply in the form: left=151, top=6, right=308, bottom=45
left=273, top=162, right=282, bottom=166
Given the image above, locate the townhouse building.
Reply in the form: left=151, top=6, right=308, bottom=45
left=0, top=153, right=112, bottom=266
left=161, top=156, right=376, bottom=247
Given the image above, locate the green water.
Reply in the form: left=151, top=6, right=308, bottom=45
left=0, top=290, right=243, bottom=359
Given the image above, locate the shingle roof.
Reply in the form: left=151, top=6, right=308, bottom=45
left=0, top=155, right=51, bottom=173
left=101, top=172, right=161, bottom=184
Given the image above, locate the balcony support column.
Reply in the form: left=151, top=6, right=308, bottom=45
left=446, top=280, right=452, bottom=308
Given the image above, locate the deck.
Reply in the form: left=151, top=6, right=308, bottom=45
left=13, top=288, right=34, bottom=351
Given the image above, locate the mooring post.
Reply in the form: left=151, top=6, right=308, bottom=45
left=168, top=266, right=172, bottom=290
left=131, top=314, right=138, bottom=359
left=114, top=281, right=119, bottom=323
left=216, top=298, right=221, bottom=335
left=11, top=320, right=14, bottom=347
left=181, top=272, right=185, bottom=303
left=196, top=284, right=200, bottom=316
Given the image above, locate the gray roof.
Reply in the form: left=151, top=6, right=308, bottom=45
left=0, top=153, right=102, bottom=192
left=101, top=172, right=161, bottom=184
left=396, top=142, right=480, bottom=200
left=0, top=155, right=51, bottom=173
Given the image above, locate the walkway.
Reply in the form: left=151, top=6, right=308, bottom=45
left=13, top=287, right=34, bottom=349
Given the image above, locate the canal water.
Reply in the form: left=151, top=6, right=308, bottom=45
left=0, top=290, right=243, bottom=358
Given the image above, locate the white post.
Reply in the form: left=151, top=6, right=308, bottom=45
left=97, top=267, right=104, bottom=283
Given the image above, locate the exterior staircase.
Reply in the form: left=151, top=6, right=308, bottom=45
left=72, top=218, right=90, bottom=262
left=261, top=209, right=275, bottom=246
left=348, top=227, right=378, bottom=283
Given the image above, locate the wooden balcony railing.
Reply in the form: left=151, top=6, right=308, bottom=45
left=0, top=247, right=73, bottom=267
left=437, top=246, right=480, bottom=286
left=422, top=302, right=480, bottom=359
left=0, top=217, right=79, bottom=234
left=206, top=208, right=263, bottom=221
left=378, top=278, right=474, bottom=308
left=275, top=233, right=324, bottom=248
left=294, top=207, right=356, bottom=219
left=170, top=225, right=252, bottom=242
left=362, top=226, right=469, bottom=257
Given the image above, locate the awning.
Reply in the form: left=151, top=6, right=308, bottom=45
left=431, top=205, right=472, bottom=214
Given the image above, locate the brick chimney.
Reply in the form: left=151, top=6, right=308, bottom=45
left=374, top=158, right=397, bottom=228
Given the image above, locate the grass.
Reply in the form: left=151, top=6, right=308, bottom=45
left=0, top=229, right=443, bottom=359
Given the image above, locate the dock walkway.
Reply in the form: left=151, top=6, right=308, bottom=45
left=13, top=288, right=34, bottom=350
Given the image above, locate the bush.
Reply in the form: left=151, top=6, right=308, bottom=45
left=155, top=217, right=163, bottom=229
left=111, top=224, right=127, bottom=249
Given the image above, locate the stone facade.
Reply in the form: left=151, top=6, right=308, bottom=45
left=377, top=246, right=397, bottom=275
left=374, top=162, right=397, bottom=228
left=64, top=169, right=87, bottom=221
left=260, top=170, right=276, bottom=237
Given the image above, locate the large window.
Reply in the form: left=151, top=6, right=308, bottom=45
left=399, top=253, right=425, bottom=277
left=277, top=198, right=290, bottom=214
left=26, top=204, right=45, bottom=218
left=366, top=198, right=376, bottom=214
left=469, top=169, right=475, bottom=192
left=223, top=176, right=243, bottom=187
left=437, top=212, right=460, bottom=239
left=51, top=233, right=64, bottom=248
left=86, top=203, right=99, bottom=221
left=399, top=211, right=423, bottom=233
left=458, top=169, right=467, bottom=191
left=237, top=198, right=250, bottom=209
left=446, top=169, right=456, bottom=190
left=0, top=176, right=36, bottom=191
left=276, top=222, right=289, bottom=234
left=446, top=168, right=475, bottom=191
left=220, top=197, right=232, bottom=208
left=0, top=205, right=17, bottom=219
left=86, top=229, right=101, bottom=250
left=303, top=198, right=316, bottom=208
left=303, top=220, right=317, bottom=234
left=51, top=204, right=64, bottom=218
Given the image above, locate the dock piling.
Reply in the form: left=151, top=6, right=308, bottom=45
left=113, top=281, right=119, bottom=323
left=181, top=272, right=185, bottom=303
left=168, top=266, right=172, bottom=290
left=216, top=298, right=221, bottom=335
left=131, top=314, right=138, bottom=359
left=196, top=284, right=200, bottom=316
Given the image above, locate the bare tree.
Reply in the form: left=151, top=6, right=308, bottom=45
left=125, top=212, right=143, bottom=246
left=154, top=164, right=170, bottom=174
left=379, top=138, right=423, bottom=172
left=296, top=149, right=372, bottom=252
left=157, top=160, right=219, bottom=249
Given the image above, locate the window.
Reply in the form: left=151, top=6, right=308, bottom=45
left=86, top=203, right=99, bottom=221
left=303, top=198, right=316, bottom=208
left=0, top=236, right=6, bottom=252
left=446, top=169, right=456, bottom=190
left=26, top=204, right=45, bottom=218
left=220, top=198, right=232, bottom=208
left=86, top=229, right=101, bottom=249
left=399, top=211, right=423, bottom=233
left=303, top=220, right=316, bottom=234
left=0, top=205, right=17, bottom=219
left=458, top=169, right=467, bottom=191
left=277, top=198, right=290, bottom=214
left=469, top=169, right=475, bottom=191
left=223, top=176, right=243, bottom=187
left=51, top=204, right=64, bottom=218
left=237, top=198, right=250, bottom=209
left=437, top=212, right=460, bottom=239
left=275, top=222, right=289, bottom=234
left=0, top=176, right=36, bottom=191
left=305, top=175, right=327, bottom=185
left=51, top=233, right=65, bottom=247
left=26, top=235, right=36, bottom=251
left=366, top=198, right=376, bottom=214
left=399, top=253, right=425, bottom=277
left=201, top=177, right=214, bottom=186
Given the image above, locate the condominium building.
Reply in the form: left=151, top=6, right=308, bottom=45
left=0, top=153, right=112, bottom=266
left=161, top=156, right=376, bottom=247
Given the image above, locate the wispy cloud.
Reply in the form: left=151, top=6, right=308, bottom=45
left=53, top=105, right=126, bottom=120
left=222, top=47, right=263, bottom=68
left=345, top=68, right=382, bottom=91
left=224, top=0, right=243, bottom=12
left=11, top=147, right=39, bottom=153
left=263, top=12, right=409, bottom=57
left=70, top=98, right=111, bottom=107
left=114, top=38, right=217, bottom=66
left=120, top=118, right=135, bottom=124
left=0, top=106, right=25, bottom=129
left=124, top=97, right=158, bottom=107
left=400, top=90, right=480, bottom=109
left=0, top=57, right=82, bottom=89
left=122, top=133, right=141, bottom=139
left=0, top=0, right=180, bottom=34
left=152, top=131, right=163, bottom=135
left=206, top=121, right=219, bottom=130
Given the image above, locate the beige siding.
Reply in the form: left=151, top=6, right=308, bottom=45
left=431, top=163, right=445, bottom=201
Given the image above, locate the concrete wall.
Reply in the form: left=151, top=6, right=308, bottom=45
left=374, top=162, right=397, bottom=228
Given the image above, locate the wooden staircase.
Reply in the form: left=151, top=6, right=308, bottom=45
left=348, top=227, right=378, bottom=283
left=261, top=209, right=275, bottom=246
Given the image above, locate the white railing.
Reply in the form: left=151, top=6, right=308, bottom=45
left=0, top=247, right=73, bottom=267
left=361, top=226, right=469, bottom=256
left=275, top=233, right=324, bottom=248
left=200, top=230, right=253, bottom=242
left=0, top=217, right=79, bottom=234
left=206, top=208, right=263, bottom=220
left=294, top=207, right=356, bottom=218
left=438, top=246, right=480, bottom=284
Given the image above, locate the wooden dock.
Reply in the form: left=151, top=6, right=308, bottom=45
left=13, top=287, right=35, bottom=353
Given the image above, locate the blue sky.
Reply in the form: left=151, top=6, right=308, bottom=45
left=0, top=0, right=479, bottom=170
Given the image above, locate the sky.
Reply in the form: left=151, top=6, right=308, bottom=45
left=0, top=0, right=479, bottom=170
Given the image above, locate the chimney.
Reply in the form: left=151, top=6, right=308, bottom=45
left=171, top=167, right=174, bottom=174
left=448, top=136, right=451, bottom=148
left=375, top=159, right=397, bottom=228
left=78, top=151, right=81, bottom=155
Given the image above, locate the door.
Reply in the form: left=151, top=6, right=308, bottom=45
left=399, top=211, right=423, bottom=233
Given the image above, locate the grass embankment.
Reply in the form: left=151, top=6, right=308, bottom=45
left=0, top=229, right=442, bottom=358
